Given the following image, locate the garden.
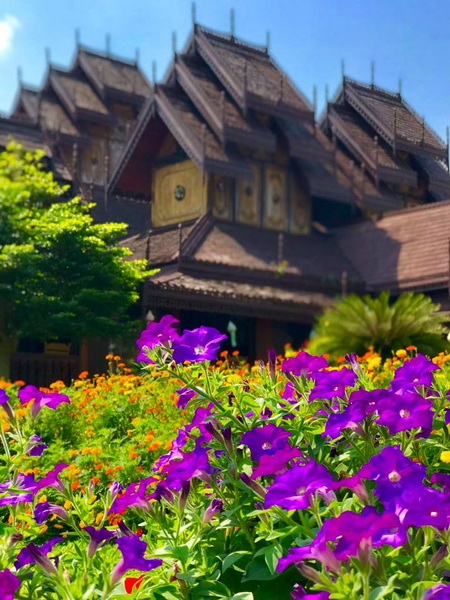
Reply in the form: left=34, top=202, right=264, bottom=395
left=1, top=314, right=450, bottom=599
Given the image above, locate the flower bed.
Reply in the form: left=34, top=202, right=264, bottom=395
left=1, top=317, right=450, bottom=599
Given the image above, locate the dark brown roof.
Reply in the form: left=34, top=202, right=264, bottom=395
left=0, top=116, right=49, bottom=153
left=195, top=26, right=313, bottom=119
left=78, top=49, right=150, bottom=99
left=190, top=221, right=359, bottom=284
left=12, top=87, right=40, bottom=121
left=335, top=201, right=450, bottom=291
left=344, top=79, right=446, bottom=157
left=412, top=154, right=450, bottom=196
left=50, top=69, right=109, bottom=117
left=148, top=268, right=334, bottom=320
left=39, top=90, right=81, bottom=139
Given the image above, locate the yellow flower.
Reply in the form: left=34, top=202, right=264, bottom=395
left=440, top=451, right=450, bottom=463
left=367, top=356, right=381, bottom=370
left=396, top=349, right=407, bottom=358
left=64, top=500, right=72, bottom=510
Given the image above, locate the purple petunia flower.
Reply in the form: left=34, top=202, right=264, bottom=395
left=15, top=537, right=62, bottom=569
left=241, top=424, right=291, bottom=461
left=153, top=429, right=188, bottom=471
left=27, top=434, right=48, bottom=457
left=176, top=387, right=197, bottom=409
left=282, top=351, right=328, bottom=377
left=0, top=473, right=39, bottom=506
left=278, top=507, right=405, bottom=573
left=172, top=326, right=227, bottom=363
left=359, top=446, right=426, bottom=503
left=109, top=476, right=157, bottom=514
left=309, top=368, right=357, bottom=402
left=136, top=315, right=179, bottom=362
left=110, top=535, right=162, bottom=585
left=162, top=446, right=211, bottom=491
left=34, top=502, right=69, bottom=524
left=252, top=446, right=302, bottom=479
left=376, top=390, right=433, bottom=435
left=291, top=585, right=330, bottom=600
left=84, top=526, right=116, bottom=557
left=322, top=402, right=366, bottom=438
left=0, top=569, right=21, bottom=600
left=396, top=487, right=450, bottom=529
left=35, top=463, right=68, bottom=493
left=423, top=584, right=450, bottom=599
left=18, top=385, right=70, bottom=417
left=390, top=353, right=439, bottom=392
left=202, top=498, right=224, bottom=524
left=265, top=460, right=335, bottom=510
left=0, top=390, right=14, bottom=421
left=431, top=473, right=450, bottom=494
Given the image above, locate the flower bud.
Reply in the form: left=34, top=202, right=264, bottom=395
left=239, top=473, right=266, bottom=497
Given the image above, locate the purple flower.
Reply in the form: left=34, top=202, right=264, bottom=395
left=109, top=476, right=157, bottom=514
left=172, top=326, right=227, bottom=363
left=136, top=315, right=179, bottom=362
left=15, top=537, right=62, bottom=569
left=110, top=535, right=162, bottom=585
left=202, top=498, right=224, bottom=524
left=34, top=502, right=69, bottom=524
left=390, top=353, right=439, bottom=392
left=0, top=390, right=14, bottom=421
left=153, top=429, right=188, bottom=471
left=36, top=463, right=68, bottom=493
left=265, top=460, right=335, bottom=510
left=309, top=368, right=357, bottom=402
left=0, top=473, right=38, bottom=506
left=431, top=473, right=450, bottom=493
left=162, top=446, right=211, bottom=491
left=252, top=446, right=302, bottom=479
left=396, top=487, right=450, bottom=529
left=84, top=526, right=116, bottom=557
left=27, top=434, right=48, bottom=457
left=282, top=351, right=328, bottom=377
left=0, top=569, right=20, bottom=600
left=176, top=387, right=197, bottom=409
left=376, top=390, right=432, bottom=434
left=323, top=402, right=366, bottom=438
left=278, top=507, right=405, bottom=573
left=423, top=584, right=450, bottom=599
left=241, top=424, right=291, bottom=461
left=359, top=446, right=426, bottom=503
left=18, top=385, right=69, bottom=417
left=291, top=585, right=330, bottom=600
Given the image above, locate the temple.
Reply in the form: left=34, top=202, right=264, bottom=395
left=2, top=23, right=450, bottom=382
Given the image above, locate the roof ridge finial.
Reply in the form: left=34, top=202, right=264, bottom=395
left=17, top=66, right=23, bottom=85
left=340, top=59, right=345, bottom=82
left=313, top=85, right=317, bottom=134
left=75, top=28, right=80, bottom=47
left=398, top=77, right=402, bottom=98
left=370, top=60, right=375, bottom=88
left=135, top=47, right=140, bottom=65
left=172, top=31, right=177, bottom=57
left=191, top=1, right=197, bottom=24
left=152, top=61, right=157, bottom=84
left=105, top=33, right=111, bottom=56
left=325, top=83, right=329, bottom=107
left=265, top=30, right=270, bottom=53
left=45, top=47, right=51, bottom=65
left=230, top=8, right=235, bottom=39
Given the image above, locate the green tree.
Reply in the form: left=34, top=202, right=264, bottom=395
left=308, top=291, right=449, bottom=359
left=0, top=143, right=152, bottom=378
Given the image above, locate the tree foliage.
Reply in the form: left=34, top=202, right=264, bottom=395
left=0, top=143, right=152, bottom=353
left=308, top=291, right=449, bottom=359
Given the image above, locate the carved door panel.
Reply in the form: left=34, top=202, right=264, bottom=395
left=264, top=164, right=286, bottom=231
left=210, top=174, right=233, bottom=220
left=236, top=162, right=260, bottom=226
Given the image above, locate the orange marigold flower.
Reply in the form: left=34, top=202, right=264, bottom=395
left=71, top=481, right=80, bottom=491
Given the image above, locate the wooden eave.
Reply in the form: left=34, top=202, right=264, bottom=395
left=294, top=157, right=354, bottom=204
left=277, top=118, right=331, bottom=162
left=344, top=82, right=447, bottom=161
left=328, top=107, right=418, bottom=187
left=195, top=28, right=313, bottom=123
left=155, top=86, right=253, bottom=180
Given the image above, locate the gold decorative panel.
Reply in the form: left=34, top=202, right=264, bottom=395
left=236, top=162, right=260, bottom=226
left=153, top=160, right=207, bottom=227
left=209, top=174, right=233, bottom=220
left=264, top=164, right=287, bottom=231
left=290, top=173, right=310, bottom=234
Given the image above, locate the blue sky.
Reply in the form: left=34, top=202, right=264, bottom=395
left=1, top=0, right=449, bottom=140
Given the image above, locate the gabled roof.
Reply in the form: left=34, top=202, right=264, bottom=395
left=335, top=200, right=450, bottom=291
left=342, top=78, right=447, bottom=159
left=193, top=25, right=313, bottom=121
left=78, top=47, right=150, bottom=102
left=0, top=116, right=49, bottom=153
left=11, top=86, right=40, bottom=122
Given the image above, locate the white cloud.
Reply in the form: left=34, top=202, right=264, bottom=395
left=0, top=15, right=21, bottom=55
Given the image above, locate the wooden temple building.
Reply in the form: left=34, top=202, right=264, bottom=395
left=3, top=23, right=450, bottom=382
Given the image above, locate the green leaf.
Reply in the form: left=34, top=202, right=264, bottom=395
left=222, top=551, right=251, bottom=573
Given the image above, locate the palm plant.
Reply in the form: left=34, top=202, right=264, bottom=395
left=308, top=291, right=449, bottom=359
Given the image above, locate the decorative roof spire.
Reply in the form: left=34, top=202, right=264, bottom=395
left=370, top=60, right=375, bottom=88
left=172, top=31, right=177, bottom=57
left=75, top=28, right=80, bottom=47
left=45, top=47, right=51, bottom=65
left=191, top=1, right=197, bottom=24
left=152, top=61, right=157, bottom=84
left=230, top=8, right=235, bottom=38
left=105, top=33, right=111, bottom=56
left=398, top=77, right=402, bottom=98
left=265, top=30, right=270, bottom=53
left=17, top=66, right=22, bottom=85
left=340, top=59, right=345, bottom=82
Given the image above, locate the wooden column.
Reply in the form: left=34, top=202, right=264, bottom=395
left=255, top=318, right=274, bottom=360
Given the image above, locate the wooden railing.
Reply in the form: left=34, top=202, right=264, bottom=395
left=10, top=353, right=80, bottom=387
